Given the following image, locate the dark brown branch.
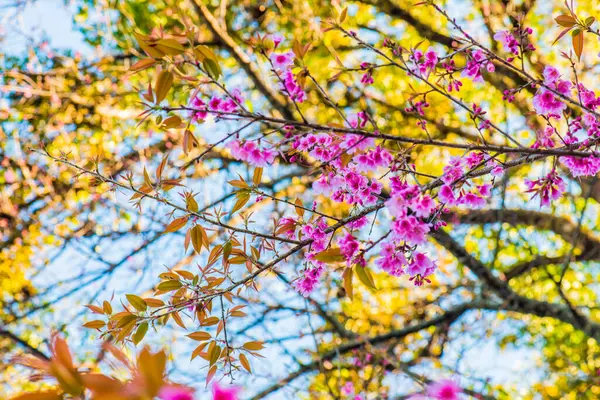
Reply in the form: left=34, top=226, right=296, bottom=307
left=0, top=329, right=49, bottom=360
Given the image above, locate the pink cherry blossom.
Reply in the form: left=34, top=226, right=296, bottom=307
left=561, top=155, right=600, bottom=177
left=525, top=171, right=566, bottom=207
left=159, top=385, right=195, bottom=400
left=271, top=51, right=295, bottom=71
left=494, top=30, right=519, bottom=54
left=532, top=89, right=566, bottom=116
left=213, top=383, right=239, bottom=400
left=426, top=379, right=462, bottom=400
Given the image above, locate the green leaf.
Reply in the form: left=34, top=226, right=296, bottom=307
left=126, top=294, right=147, bottom=312
left=157, top=280, right=183, bottom=292
left=191, top=225, right=204, bottom=253
left=203, top=59, right=222, bottom=80
left=343, top=268, right=353, bottom=300
left=155, top=39, right=185, bottom=55
left=231, top=191, right=250, bottom=215
left=133, top=322, right=149, bottom=345
left=355, top=265, right=376, bottom=290
left=314, top=248, right=345, bottom=263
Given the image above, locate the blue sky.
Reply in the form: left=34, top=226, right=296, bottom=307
left=1, top=0, right=87, bottom=55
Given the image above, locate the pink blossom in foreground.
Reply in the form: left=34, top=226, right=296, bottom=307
left=228, top=140, right=276, bottom=167
left=543, top=65, right=561, bottom=84
left=294, top=265, right=324, bottom=297
left=426, top=379, right=463, bottom=400
left=213, top=383, right=239, bottom=400
left=461, top=50, right=493, bottom=83
left=531, top=126, right=555, bottom=149
left=376, top=241, right=407, bottom=276
left=561, top=155, right=600, bottom=177
left=525, top=171, right=566, bottom=207
left=159, top=385, right=195, bottom=400
left=494, top=30, right=519, bottom=54
left=407, top=252, right=435, bottom=286
left=190, top=96, right=208, bottom=121
left=532, top=88, right=566, bottom=116
left=270, top=51, right=295, bottom=71
left=280, top=69, right=307, bottom=103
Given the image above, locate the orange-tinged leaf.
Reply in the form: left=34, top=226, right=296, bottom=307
left=12, top=354, right=50, bottom=371
left=161, top=115, right=183, bottom=129
left=231, top=192, right=249, bottom=215
left=81, top=373, right=123, bottom=392
left=134, top=32, right=165, bottom=58
left=130, top=58, right=157, bottom=72
left=228, top=179, right=249, bottom=189
left=199, top=225, right=209, bottom=249
left=116, top=314, right=138, bottom=329
left=206, top=365, right=217, bottom=386
left=187, top=331, right=212, bottom=341
left=343, top=268, right=353, bottom=300
left=252, top=168, right=263, bottom=185
left=191, top=225, right=203, bottom=253
left=10, top=390, right=62, bottom=400
left=239, top=353, right=252, bottom=373
left=294, top=198, right=304, bottom=217
left=144, top=298, right=165, bottom=307
left=175, top=269, right=195, bottom=280
left=186, top=195, right=199, bottom=213
left=191, top=343, right=208, bottom=360
left=51, top=335, right=74, bottom=369
left=172, top=312, right=186, bottom=329
left=156, top=155, right=168, bottom=181
left=83, top=320, right=106, bottom=329
left=103, top=301, right=112, bottom=315
left=209, top=344, right=221, bottom=366
left=555, top=14, right=577, bottom=27
left=137, top=348, right=166, bottom=394
left=193, top=45, right=218, bottom=62
left=207, top=245, right=223, bottom=266
left=154, top=70, right=174, bottom=104
left=228, top=255, right=247, bottom=264
left=85, top=305, right=104, bottom=314
left=202, top=316, right=220, bottom=326
left=339, top=7, right=348, bottom=24
left=552, top=26, right=574, bottom=46
left=164, top=217, right=188, bottom=233
left=572, top=30, right=584, bottom=60
left=159, top=271, right=179, bottom=280
left=183, top=130, right=199, bottom=154
left=230, top=310, right=247, bottom=317
left=102, top=343, right=132, bottom=370
left=243, top=341, right=264, bottom=351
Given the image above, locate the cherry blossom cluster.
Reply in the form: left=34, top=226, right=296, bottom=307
left=159, top=384, right=238, bottom=400
left=270, top=50, right=307, bottom=102
left=181, top=20, right=600, bottom=301
left=190, top=89, right=244, bottom=122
